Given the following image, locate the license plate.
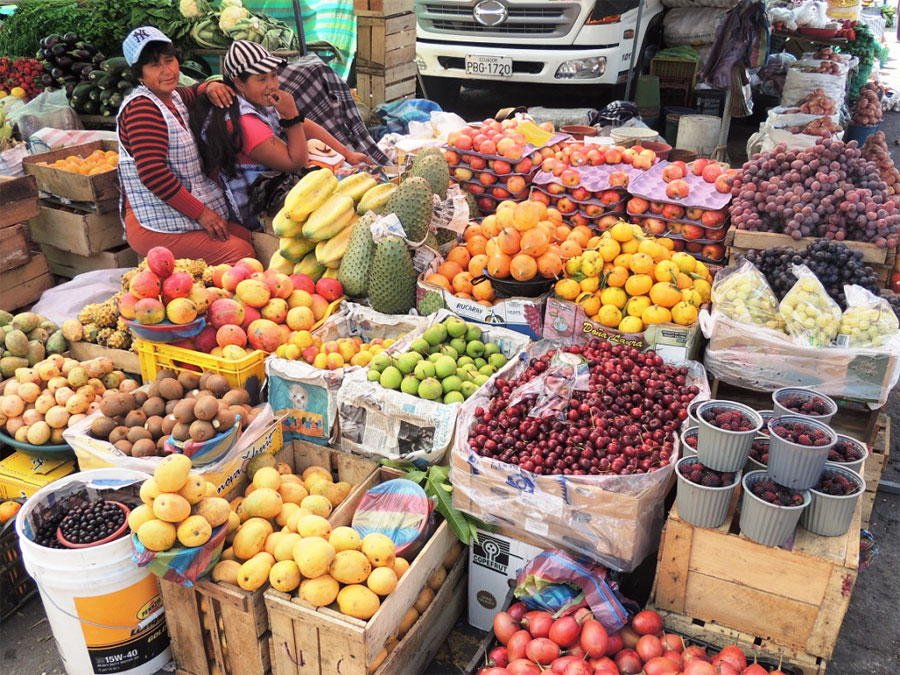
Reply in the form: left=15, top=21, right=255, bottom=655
left=464, top=55, right=513, bottom=77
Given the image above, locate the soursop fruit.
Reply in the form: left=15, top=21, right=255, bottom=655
left=412, top=146, right=445, bottom=166
left=385, top=177, right=433, bottom=242
left=337, top=212, right=378, bottom=297
left=368, top=236, right=417, bottom=315
left=464, top=192, right=479, bottom=218
left=409, top=154, right=450, bottom=199
left=418, top=290, right=444, bottom=316
left=435, top=228, right=457, bottom=246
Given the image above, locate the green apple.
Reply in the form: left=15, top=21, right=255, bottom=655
left=410, top=337, right=431, bottom=356
left=370, top=353, right=393, bottom=373
left=379, top=366, right=402, bottom=389
left=443, top=391, right=465, bottom=404
left=488, top=353, right=508, bottom=369
left=400, top=375, right=420, bottom=395
left=444, top=316, right=467, bottom=338
left=466, top=324, right=482, bottom=342
left=414, top=360, right=436, bottom=380
left=417, top=377, right=442, bottom=400
left=434, top=355, right=457, bottom=379
left=423, top=324, right=447, bottom=346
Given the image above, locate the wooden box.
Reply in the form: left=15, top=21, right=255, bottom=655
left=40, top=242, right=137, bottom=278
left=69, top=341, right=142, bottom=375
left=356, top=10, right=416, bottom=71
left=29, top=203, right=124, bottom=257
left=354, top=0, right=413, bottom=15
left=0, top=224, right=31, bottom=272
left=356, top=64, right=418, bottom=108
left=23, top=141, right=119, bottom=210
left=0, top=175, right=41, bottom=229
left=0, top=252, right=53, bottom=312
left=161, top=442, right=379, bottom=675
left=266, top=466, right=466, bottom=675
left=725, top=227, right=897, bottom=288
left=651, top=495, right=861, bottom=660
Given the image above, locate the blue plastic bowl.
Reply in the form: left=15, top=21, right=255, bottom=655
left=163, top=420, right=241, bottom=467
left=0, top=430, right=75, bottom=461
left=123, top=317, right=206, bottom=342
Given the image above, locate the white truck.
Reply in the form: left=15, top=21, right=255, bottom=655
left=414, top=0, right=665, bottom=104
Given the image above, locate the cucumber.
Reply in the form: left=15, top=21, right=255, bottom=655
left=117, top=79, right=132, bottom=91
left=88, top=70, right=109, bottom=85
left=100, top=89, right=114, bottom=103
left=89, top=87, right=101, bottom=102
left=109, top=93, right=123, bottom=108
left=103, top=57, right=129, bottom=76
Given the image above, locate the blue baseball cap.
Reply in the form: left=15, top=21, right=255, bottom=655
left=123, top=26, right=172, bottom=66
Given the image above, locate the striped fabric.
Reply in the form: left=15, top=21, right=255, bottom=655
left=244, top=0, right=357, bottom=79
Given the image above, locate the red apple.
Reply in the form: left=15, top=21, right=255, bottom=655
left=608, top=170, right=629, bottom=187
left=633, top=154, right=653, bottom=170
left=601, top=190, right=621, bottom=206
left=629, top=197, right=650, bottom=214
left=702, top=164, right=723, bottom=183
left=643, top=217, right=667, bottom=234
left=454, top=134, right=473, bottom=151
left=702, top=244, right=725, bottom=260
left=542, top=157, right=559, bottom=173
left=570, top=213, right=589, bottom=227
left=572, top=186, right=591, bottom=201
left=705, top=227, right=726, bottom=241
left=493, top=160, right=512, bottom=175
left=479, top=171, right=497, bottom=186
left=598, top=215, right=619, bottom=230
left=477, top=196, right=494, bottom=212
left=585, top=204, right=603, bottom=217
left=547, top=182, right=567, bottom=195
left=701, top=210, right=725, bottom=228
left=661, top=164, right=685, bottom=183
left=470, top=156, right=487, bottom=170
left=682, top=223, right=705, bottom=240
left=662, top=203, right=685, bottom=220
left=560, top=169, right=581, bottom=187
left=621, top=148, right=637, bottom=165
left=715, top=174, right=732, bottom=193
left=467, top=183, right=485, bottom=195
left=552, top=163, right=566, bottom=177
left=672, top=160, right=688, bottom=176
left=492, top=186, right=511, bottom=200
left=605, top=148, right=623, bottom=165
left=686, top=242, right=703, bottom=253
left=686, top=207, right=704, bottom=220
left=692, top=158, right=709, bottom=176
left=586, top=149, right=605, bottom=165
left=665, top=179, right=690, bottom=199
left=650, top=201, right=665, bottom=214
left=570, top=151, right=588, bottom=167
left=444, top=149, right=460, bottom=165
left=556, top=197, right=577, bottom=214
left=531, top=191, right=550, bottom=206
left=540, top=147, right=555, bottom=159
left=514, top=158, right=533, bottom=173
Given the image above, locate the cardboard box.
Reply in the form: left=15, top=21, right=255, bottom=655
left=543, top=296, right=703, bottom=363
left=468, top=529, right=543, bottom=630
left=0, top=451, right=77, bottom=499
left=417, top=273, right=548, bottom=339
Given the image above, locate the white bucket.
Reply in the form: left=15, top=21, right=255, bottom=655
left=675, top=115, right=721, bottom=156
left=15, top=468, right=170, bottom=675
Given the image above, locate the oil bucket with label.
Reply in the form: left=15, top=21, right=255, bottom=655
left=15, top=468, right=171, bottom=675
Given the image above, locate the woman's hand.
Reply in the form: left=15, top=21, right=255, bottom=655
left=345, top=151, right=374, bottom=166
left=267, top=90, right=300, bottom=120
left=198, top=207, right=229, bottom=241
left=206, top=81, right=235, bottom=108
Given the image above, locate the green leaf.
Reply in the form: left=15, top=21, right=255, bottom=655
left=379, top=458, right=416, bottom=472
left=402, top=470, right=427, bottom=485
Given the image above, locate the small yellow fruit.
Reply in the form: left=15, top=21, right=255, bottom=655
left=269, top=560, right=301, bottom=592
left=443, top=541, right=463, bottom=568
left=427, top=565, right=446, bottom=591
left=300, top=494, right=332, bottom=518
left=414, top=587, right=435, bottom=613
left=137, top=519, right=176, bottom=552
left=243, top=487, right=283, bottom=519
left=128, top=504, right=155, bottom=532
left=237, top=555, right=272, bottom=591
left=360, top=533, right=396, bottom=568
left=154, top=453, right=192, bottom=492
left=299, top=574, right=340, bottom=607
left=232, top=517, right=272, bottom=560
left=177, top=515, right=212, bottom=547
left=336, top=584, right=380, bottom=620
left=366, top=566, right=398, bottom=596
left=329, top=550, right=371, bottom=584
left=397, top=607, right=418, bottom=636
left=178, top=473, right=206, bottom=504
left=276, top=502, right=301, bottom=527
left=301, top=466, right=332, bottom=483
left=296, top=514, right=332, bottom=539
left=191, top=497, right=231, bottom=527
left=140, top=478, right=161, bottom=505
left=329, top=526, right=361, bottom=552
left=273, top=533, right=302, bottom=562
left=253, top=466, right=282, bottom=490
left=293, top=536, right=336, bottom=578
left=392, top=557, right=410, bottom=579
left=153, top=493, right=192, bottom=523
left=212, top=560, right=241, bottom=585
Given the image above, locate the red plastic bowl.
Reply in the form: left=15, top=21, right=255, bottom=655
left=57, top=501, right=131, bottom=549
left=798, top=26, right=839, bottom=38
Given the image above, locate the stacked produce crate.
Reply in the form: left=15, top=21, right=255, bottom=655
left=24, top=140, right=137, bottom=277
left=0, top=175, right=51, bottom=312
left=354, top=0, right=417, bottom=107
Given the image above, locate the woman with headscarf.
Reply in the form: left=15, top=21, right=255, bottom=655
left=193, top=40, right=372, bottom=230
left=117, top=26, right=256, bottom=264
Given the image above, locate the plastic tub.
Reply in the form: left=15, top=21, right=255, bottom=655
left=844, top=123, right=880, bottom=145
left=740, top=470, right=810, bottom=547
left=756, top=410, right=774, bottom=436
left=696, top=401, right=762, bottom=472
left=684, top=398, right=706, bottom=431
left=560, top=125, right=598, bottom=140
left=767, top=415, right=837, bottom=489
left=744, top=436, right=769, bottom=474
left=772, top=387, right=837, bottom=424
left=826, top=434, right=869, bottom=475
left=800, top=465, right=865, bottom=536
left=16, top=468, right=170, bottom=675
left=680, top=426, right=698, bottom=457
left=675, top=457, right=741, bottom=528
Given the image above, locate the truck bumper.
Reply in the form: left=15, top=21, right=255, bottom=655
left=416, top=41, right=627, bottom=86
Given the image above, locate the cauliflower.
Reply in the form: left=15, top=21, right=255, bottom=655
left=179, top=0, right=210, bottom=18
left=219, top=4, right=249, bottom=30
left=221, top=0, right=244, bottom=8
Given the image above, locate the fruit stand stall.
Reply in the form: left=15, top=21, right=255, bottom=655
left=1, top=0, right=899, bottom=672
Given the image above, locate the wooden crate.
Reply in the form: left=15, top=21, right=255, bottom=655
left=356, top=9, right=416, bottom=71
left=725, top=227, right=896, bottom=288
left=860, top=414, right=891, bottom=529
left=0, top=175, right=41, bottom=229
left=354, top=0, right=413, bottom=14
left=40, top=242, right=137, bottom=278
left=69, top=340, right=141, bottom=375
left=356, top=64, right=418, bottom=107
left=651, top=493, right=861, bottom=660
left=29, top=202, right=125, bottom=257
left=161, top=441, right=379, bottom=675
left=653, top=610, right=826, bottom=675
left=0, top=223, right=31, bottom=272
left=22, top=140, right=119, bottom=209
left=0, top=252, right=53, bottom=312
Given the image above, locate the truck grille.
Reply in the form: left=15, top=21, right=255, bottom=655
left=419, top=2, right=580, bottom=37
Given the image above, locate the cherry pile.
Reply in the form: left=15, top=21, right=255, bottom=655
left=679, top=462, right=737, bottom=487
left=771, top=420, right=832, bottom=446
left=749, top=479, right=805, bottom=506
left=814, top=472, right=859, bottom=496
left=828, top=438, right=865, bottom=463
left=729, top=138, right=900, bottom=248
left=58, top=500, right=126, bottom=545
left=750, top=438, right=769, bottom=464
left=777, top=392, right=831, bottom=415
left=684, top=434, right=699, bottom=449
left=33, top=512, right=67, bottom=549
left=468, top=340, right=700, bottom=475
left=701, top=406, right=755, bottom=432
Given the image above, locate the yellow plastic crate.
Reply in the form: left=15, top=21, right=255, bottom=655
left=134, top=339, right=267, bottom=402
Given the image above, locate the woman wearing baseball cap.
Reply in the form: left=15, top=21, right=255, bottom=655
left=116, top=26, right=256, bottom=264
left=193, top=40, right=372, bottom=230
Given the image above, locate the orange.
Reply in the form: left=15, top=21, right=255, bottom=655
left=642, top=304, right=672, bottom=325
left=519, top=229, right=549, bottom=257
left=468, top=253, right=489, bottom=276
left=452, top=272, right=474, bottom=295
left=437, top=261, right=463, bottom=280
left=554, top=225, right=572, bottom=243
left=649, top=282, right=682, bottom=308
left=614, top=253, right=632, bottom=269
left=425, top=274, right=451, bottom=291
left=496, top=207, right=515, bottom=230
left=455, top=292, right=473, bottom=300
left=600, top=286, right=627, bottom=309
left=629, top=252, right=654, bottom=275
left=0, top=500, right=21, bottom=523
left=536, top=252, right=563, bottom=278
left=555, top=278, right=581, bottom=300
left=576, top=293, right=601, bottom=316
left=624, top=274, right=653, bottom=297
left=497, top=228, right=521, bottom=255
left=610, top=221, right=634, bottom=242
left=487, top=253, right=512, bottom=278
left=510, top=254, right=538, bottom=281
left=446, top=246, right=471, bottom=268
left=605, top=266, right=629, bottom=288
left=466, top=235, right=487, bottom=256
left=657, top=237, right=674, bottom=251
left=545, top=208, right=563, bottom=225
left=675, top=272, right=693, bottom=290
left=559, top=240, right=582, bottom=260
left=477, top=299, right=493, bottom=307
left=463, top=224, right=483, bottom=242
left=472, top=279, right=495, bottom=302
left=654, top=260, right=680, bottom=283
left=569, top=225, right=592, bottom=248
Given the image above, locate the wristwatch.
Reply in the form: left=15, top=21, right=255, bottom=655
left=280, top=114, right=305, bottom=128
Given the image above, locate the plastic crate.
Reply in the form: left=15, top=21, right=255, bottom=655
left=650, top=57, right=698, bottom=86
left=134, top=339, right=267, bottom=403
left=1, top=499, right=37, bottom=621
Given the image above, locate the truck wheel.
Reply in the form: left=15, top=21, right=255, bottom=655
left=421, top=76, right=461, bottom=107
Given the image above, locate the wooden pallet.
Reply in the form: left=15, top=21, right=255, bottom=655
left=162, top=441, right=379, bottom=675
left=29, top=201, right=125, bottom=257
left=356, top=62, right=418, bottom=108
left=860, top=415, right=891, bottom=529
left=725, top=227, right=896, bottom=288
left=651, top=493, right=861, bottom=661
left=0, top=252, right=53, bottom=312
left=40, top=242, right=137, bottom=278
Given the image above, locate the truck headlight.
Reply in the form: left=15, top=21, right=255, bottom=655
left=555, top=57, right=606, bottom=79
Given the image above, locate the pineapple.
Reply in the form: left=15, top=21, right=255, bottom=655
left=82, top=323, right=100, bottom=343
left=92, top=300, right=118, bottom=328
left=121, top=268, right=139, bottom=290
left=106, top=331, right=130, bottom=350
left=116, top=317, right=128, bottom=332
left=97, top=328, right=114, bottom=344
left=202, top=266, right=216, bottom=286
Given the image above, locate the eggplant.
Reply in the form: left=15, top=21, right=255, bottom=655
left=41, top=73, right=54, bottom=87
left=56, top=56, right=73, bottom=69
left=43, top=48, right=54, bottom=60
left=63, top=33, right=80, bottom=45
left=51, top=67, right=63, bottom=79
left=72, top=49, right=92, bottom=61
left=93, top=54, right=106, bottom=66
left=63, top=74, right=78, bottom=83
left=52, top=44, right=67, bottom=58
left=65, top=82, right=76, bottom=97
left=45, top=35, right=61, bottom=48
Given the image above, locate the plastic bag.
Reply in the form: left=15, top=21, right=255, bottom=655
left=838, top=285, right=900, bottom=348
left=712, top=260, right=785, bottom=330
left=781, top=69, right=846, bottom=110
left=7, top=89, right=82, bottom=142
left=31, top=268, right=133, bottom=324
left=0, top=143, right=27, bottom=176
left=779, top=265, right=842, bottom=347
left=663, top=7, right=728, bottom=45
left=132, top=524, right=227, bottom=586
left=513, top=550, right=632, bottom=633
left=351, top=479, right=434, bottom=557
left=27, top=127, right=118, bottom=154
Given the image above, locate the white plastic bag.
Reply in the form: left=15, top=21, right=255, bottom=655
left=838, top=285, right=900, bottom=348
left=712, top=260, right=785, bottom=330
left=7, top=89, right=82, bottom=142
left=31, top=268, right=133, bottom=324
left=779, top=264, right=842, bottom=347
